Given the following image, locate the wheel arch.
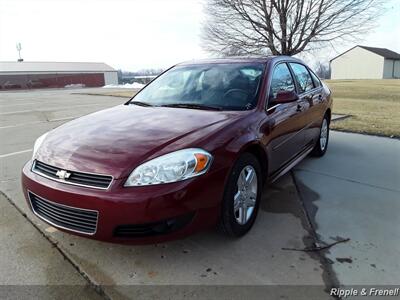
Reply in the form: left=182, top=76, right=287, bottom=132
left=325, top=108, right=331, bottom=123
left=240, top=142, right=268, bottom=183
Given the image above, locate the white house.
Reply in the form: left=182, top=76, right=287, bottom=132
left=330, top=46, right=400, bottom=80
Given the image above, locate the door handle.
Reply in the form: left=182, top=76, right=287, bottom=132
left=304, top=95, right=313, bottom=101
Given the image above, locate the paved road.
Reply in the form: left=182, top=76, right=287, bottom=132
left=0, top=193, right=103, bottom=300
left=0, top=88, right=399, bottom=299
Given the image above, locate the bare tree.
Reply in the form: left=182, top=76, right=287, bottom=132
left=202, top=0, right=385, bottom=56
left=315, top=62, right=331, bottom=79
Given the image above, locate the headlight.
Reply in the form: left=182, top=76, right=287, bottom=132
left=124, top=148, right=213, bottom=186
left=32, top=132, right=49, bottom=160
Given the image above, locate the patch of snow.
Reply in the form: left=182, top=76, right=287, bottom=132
left=65, top=83, right=86, bottom=88
left=103, top=82, right=145, bottom=89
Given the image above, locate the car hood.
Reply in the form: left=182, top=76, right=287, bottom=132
left=36, top=104, right=237, bottom=179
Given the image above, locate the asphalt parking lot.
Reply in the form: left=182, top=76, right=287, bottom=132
left=0, top=88, right=399, bottom=300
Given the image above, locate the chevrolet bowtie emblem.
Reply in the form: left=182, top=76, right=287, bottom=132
left=56, top=169, right=71, bottom=180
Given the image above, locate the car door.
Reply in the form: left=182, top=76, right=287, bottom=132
left=263, top=62, right=307, bottom=173
left=288, top=62, right=318, bottom=148
left=306, top=69, right=327, bottom=143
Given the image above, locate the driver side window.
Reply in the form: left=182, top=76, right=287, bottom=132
left=269, top=63, right=295, bottom=103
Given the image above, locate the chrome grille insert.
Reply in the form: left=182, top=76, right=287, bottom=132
left=28, top=191, right=98, bottom=235
left=32, top=160, right=113, bottom=190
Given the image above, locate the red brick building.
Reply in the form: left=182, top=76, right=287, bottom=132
left=0, top=61, right=118, bottom=90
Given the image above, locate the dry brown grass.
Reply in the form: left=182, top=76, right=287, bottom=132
left=79, top=90, right=137, bottom=98
left=100, top=90, right=138, bottom=98
left=86, top=80, right=400, bottom=137
left=325, top=79, right=400, bottom=137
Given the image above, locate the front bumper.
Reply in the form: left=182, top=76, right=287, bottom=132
left=21, top=160, right=226, bottom=244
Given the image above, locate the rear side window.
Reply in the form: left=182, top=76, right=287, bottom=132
left=269, top=63, right=295, bottom=99
left=309, top=70, right=321, bottom=87
left=289, top=63, right=314, bottom=93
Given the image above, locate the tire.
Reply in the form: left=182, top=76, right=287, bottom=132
left=218, top=153, right=263, bottom=237
left=311, top=114, right=330, bottom=157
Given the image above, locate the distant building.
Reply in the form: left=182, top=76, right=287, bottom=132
left=122, top=74, right=158, bottom=84
left=330, top=46, right=400, bottom=79
left=0, top=61, right=118, bottom=90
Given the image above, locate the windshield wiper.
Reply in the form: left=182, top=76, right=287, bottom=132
left=160, top=103, right=222, bottom=111
left=129, top=101, right=154, bottom=107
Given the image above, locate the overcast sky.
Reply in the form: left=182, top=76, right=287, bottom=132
left=0, top=0, right=399, bottom=71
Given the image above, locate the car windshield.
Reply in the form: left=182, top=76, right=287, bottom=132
left=130, top=63, right=265, bottom=111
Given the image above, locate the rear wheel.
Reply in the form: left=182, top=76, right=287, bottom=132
left=311, top=114, right=330, bottom=157
left=219, top=153, right=262, bottom=237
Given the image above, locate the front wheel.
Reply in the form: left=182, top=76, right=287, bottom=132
left=218, top=153, right=262, bottom=237
left=311, top=114, right=330, bottom=157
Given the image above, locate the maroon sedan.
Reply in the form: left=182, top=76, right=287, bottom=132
left=22, top=56, right=332, bottom=244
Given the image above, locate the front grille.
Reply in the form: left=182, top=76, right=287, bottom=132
left=32, top=160, right=113, bottom=189
left=28, top=191, right=98, bottom=235
left=114, top=213, right=194, bottom=238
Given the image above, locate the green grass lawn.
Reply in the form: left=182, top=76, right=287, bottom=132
left=325, top=79, right=400, bottom=137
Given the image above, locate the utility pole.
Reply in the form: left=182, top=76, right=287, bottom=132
left=16, top=43, right=23, bottom=62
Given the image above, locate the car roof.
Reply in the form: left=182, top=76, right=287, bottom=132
left=177, top=56, right=302, bottom=66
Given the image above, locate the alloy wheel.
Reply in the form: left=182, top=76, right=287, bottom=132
left=234, top=165, right=258, bottom=225
left=320, top=118, right=328, bottom=151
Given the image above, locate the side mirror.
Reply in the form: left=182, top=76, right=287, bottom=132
left=272, top=90, right=299, bottom=104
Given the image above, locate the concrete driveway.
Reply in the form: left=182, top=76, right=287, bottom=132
left=0, top=88, right=399, bottom=300
left=295, top=132, right=400, bottom=285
